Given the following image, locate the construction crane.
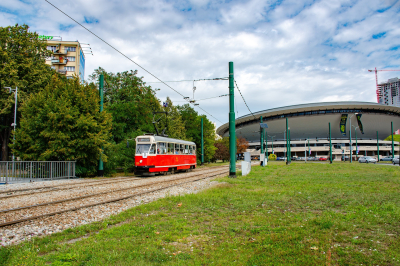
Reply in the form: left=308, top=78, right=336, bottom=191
left=368, top=67, right=400, bottom=103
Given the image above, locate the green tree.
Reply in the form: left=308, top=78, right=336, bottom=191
left=213, top=137, right=229, bottom=162
left=177, top=104, right=216, bottom=162
left=161, top=97, right=186, bottom=140
left=89, top=68, right=161, bottom=143
left=11, top=75, right=112, bottom=175
left=88, top=68, right=165, bottom=173
left=0, top=24, right=54, bottom=160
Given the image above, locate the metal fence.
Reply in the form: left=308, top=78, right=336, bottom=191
left=0, top=161, right=76, bottom=184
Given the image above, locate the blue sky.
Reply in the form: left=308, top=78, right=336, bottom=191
left=1, top=0, right=400, bottom=126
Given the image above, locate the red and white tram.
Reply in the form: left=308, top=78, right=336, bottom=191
left=134, top=134, right=197, bottom=176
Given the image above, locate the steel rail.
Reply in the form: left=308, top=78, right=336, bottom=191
left=0, top=177, right=141, bottom=200
left=0, top=169, right=228, bottom=228
left=0, top=166, right=229, bottom=214
left=0, top=164, right=226, bottom=195
left=0, top=176, right=135, bottom=195
left=0, top=166, right=226, bottom=199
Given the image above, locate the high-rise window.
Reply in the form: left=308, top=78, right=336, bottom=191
left=47, top=46, right=57, bottom=52
left=65, top=66, right=75, bottom=72
left=64, top=46, right=76, bottom=52
left=66, top=56, right=75, bottom=62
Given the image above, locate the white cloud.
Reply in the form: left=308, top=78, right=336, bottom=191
left=1, top=0, right=399, bottom=126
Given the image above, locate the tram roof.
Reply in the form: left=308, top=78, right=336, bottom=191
left=138, top=135, right=196, bottom=146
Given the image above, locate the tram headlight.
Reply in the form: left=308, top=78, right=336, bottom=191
left=140, top=160, right=142, bottom=163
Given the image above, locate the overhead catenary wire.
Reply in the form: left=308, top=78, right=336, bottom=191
left=147, top=77, right=228, bottom=83
left=44, top=0, right=223, bottom=124
left=234, top=80, right=256, bottom=119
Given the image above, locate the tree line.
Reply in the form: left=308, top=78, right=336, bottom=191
left=1, top=24, right=246, bottom=176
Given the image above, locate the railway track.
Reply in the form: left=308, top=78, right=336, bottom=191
left=0, top=164, right=227, bottom=199
left=0, top=176, right=137, bottom=197
left=0, top=166, right=229, bottom=228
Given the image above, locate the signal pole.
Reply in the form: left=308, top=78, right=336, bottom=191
left=229, top=62, right=236, bottom=177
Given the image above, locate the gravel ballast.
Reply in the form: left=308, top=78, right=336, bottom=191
left=0, top=168, right=227, bottom=247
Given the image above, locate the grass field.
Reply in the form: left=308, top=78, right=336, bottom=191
left=1, top=162, right=399, bottom=265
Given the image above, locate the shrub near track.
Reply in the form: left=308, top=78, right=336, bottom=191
left=1, top=162, right=400, bottom=265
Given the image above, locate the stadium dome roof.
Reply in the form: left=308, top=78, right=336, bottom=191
left=216, top=101, right=400, bottom=141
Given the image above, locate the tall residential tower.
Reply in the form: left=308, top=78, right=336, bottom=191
left=378, top=77, right=400, bottom=107
left=44, top=39, right=86, bottom=81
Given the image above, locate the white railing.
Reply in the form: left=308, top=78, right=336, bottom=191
left=0, top=161, right=76, bottom=184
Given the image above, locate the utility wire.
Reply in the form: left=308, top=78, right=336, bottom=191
left=44, top=0, right=223, bottom=124
left=173, top=94, right=228, bottom=103
left=196, top=94, right=228, bottom=102
left=234, top=80, right=256, bottom=119
left=146, top=80, right=195, bottom=83
left=147, top=77, right=228, bottom=83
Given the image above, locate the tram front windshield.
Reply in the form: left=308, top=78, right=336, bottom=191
left=136, top=144, right=151, bottom=154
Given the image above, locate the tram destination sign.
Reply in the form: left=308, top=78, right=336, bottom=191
left=137, top=138, right=151, bottom=142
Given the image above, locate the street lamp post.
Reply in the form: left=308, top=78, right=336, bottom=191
left=304, top=138, right=308, bottom=163
left=352, top=125, right=359, bottom=161
left=5, top=87, right=18, bottom=157
left=5, top=86, right=18, bottom=177
left=348, top=113, right=358, bottom=163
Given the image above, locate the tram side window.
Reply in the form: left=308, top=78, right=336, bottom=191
left=175, top=144, right=180, bottom=154
left=149, top=144, right=156, bottom=155
left=185, top=145, right=189, bottom=154
left=180, top=144, right=185, bottom=154
left=168, top=143, right=174, bottom=154
left=189, top=146, right=193, bottom=154
left=158, top=142, right=167, bottom=154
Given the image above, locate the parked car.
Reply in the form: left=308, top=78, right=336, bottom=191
left=297, top=157, right=305, bottom=161
left=380, top=156, right=393, bottom=162
left=393, top=157, right=399, bottom=165
left=341, top=156, right=349, bottom=161
left=358, top=156, right=377, bottom=164
left=291, top=156, right=298, bottom=161
left=319, top=157, right=328, bottom=161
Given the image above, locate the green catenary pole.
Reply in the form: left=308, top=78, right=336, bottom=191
left=391, top=121, right=394, bottom=159
left=349, top=128, right=352, bottom=163
left=229, top=62, right=236, bottom=177
left=377, top=131, right=379, bottom=161
left=288, top=129, right=291, bottom=164
left=265, top=130, right=268, bottom=161
left=329, top=122, right=332, bottom=164
left=286, top=117, right=289, bottom=165
left=260, top=116, right=264, bottom=154
left=201, top=117, right=204, bottom=165
left=355, top=129, right=357, bottom=161
left=98, top=74, right=104, bottom=176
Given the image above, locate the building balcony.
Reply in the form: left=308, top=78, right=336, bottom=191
left=57, top=69, right=67, bottom=75
left=51, top=59, right=68, bottom=65
left=53, top=50, right=68, bottom=55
